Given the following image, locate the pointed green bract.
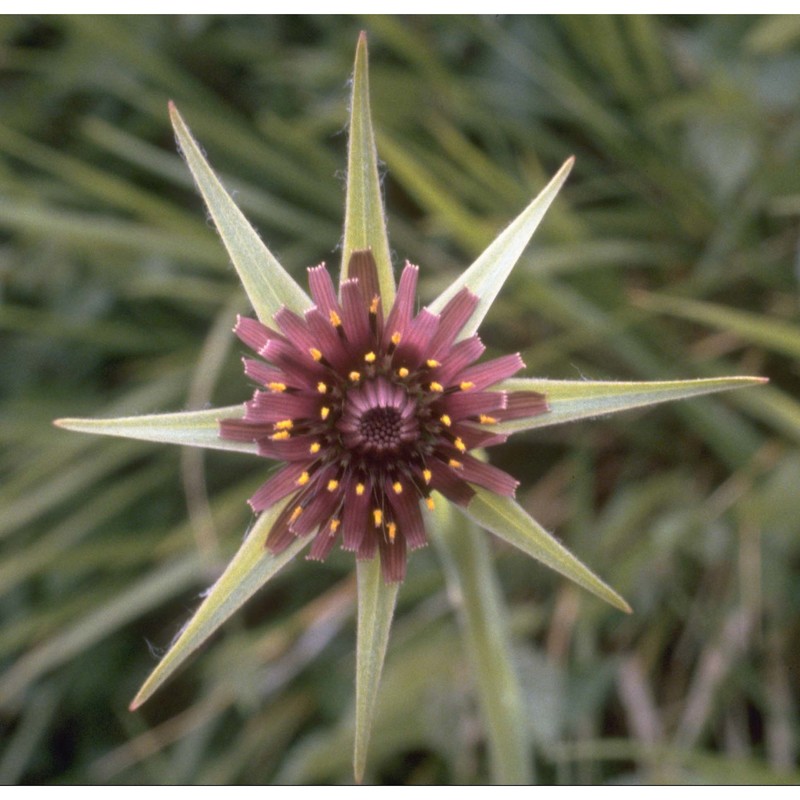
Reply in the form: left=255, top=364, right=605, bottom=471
left=429, top=156, right=574, bottom=337
left=463, top=488, right=632, bottom=613
left=131, top=500, right=309, bottom=710
left=54, top=405, right=254, bottom=454
left=353, top=557, right=399, bottom=784
left=492, top=376, right=768, bottom=434
left=341, top=32, right=395, bottom=308
left=169, top=103, right=311, bottom=321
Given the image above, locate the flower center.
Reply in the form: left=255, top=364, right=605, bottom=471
left=338, top=376, right=420, bottom=458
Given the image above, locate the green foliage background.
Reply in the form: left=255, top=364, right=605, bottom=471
left=1, top=15, right=799, bottom=784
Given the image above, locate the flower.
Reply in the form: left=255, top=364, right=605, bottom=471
left=53, top=31, right=765, bottom=781
left=219, top=250, right=548, bottom=583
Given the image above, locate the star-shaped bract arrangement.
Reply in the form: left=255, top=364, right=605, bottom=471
left=54, top=33, right=765, bottom=782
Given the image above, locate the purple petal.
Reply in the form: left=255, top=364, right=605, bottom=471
left=307, top=522, right=339, bottom=561
left=429, top=288, right=479, bottom=357
left=378, top=530, right=407, bottom=583
left=427, top=458, right=475, bottom=506
left=341, top=279, right=372, bottom=351
left=440, top=390, right=506, bottom=420
left=347, top=249, right=382, bottom=313
left=341, top=478, right=371, bottom=552
left=244, top=391, right=320, bottom=423
left=430, top=335, right=486, bottom=386
left=242, top=358, right=287, bottom=388
left=494, top=390, right=549, bottom=421
left=395, top=309, right=438, bottom=369
left=383, top=263, right=418, bottom=343
left=386, top=485, right=427, bottom=551
left=274, top=308, right=319, bottom=356
left=458, top=453, right=518, bottom=496
left=248, top=462, right=309, bottom=512
left=457, top=353, right=525, bottom=391
left=307, top=263, right=341, bottom=319
left=234, top=315, right=283, bottom=352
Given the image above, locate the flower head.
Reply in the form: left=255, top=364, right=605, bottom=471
left=220, top=251, right=547, bottom=582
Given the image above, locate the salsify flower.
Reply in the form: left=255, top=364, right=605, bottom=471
left=219, top=250, right=547, bottom=583
left=54, top=33, right=766, bottom=782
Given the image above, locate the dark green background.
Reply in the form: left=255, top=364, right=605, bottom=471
left=1, top=15, right=798, bottom=784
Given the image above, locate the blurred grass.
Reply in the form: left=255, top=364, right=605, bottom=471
left=1, top=15, right=798, bottom=784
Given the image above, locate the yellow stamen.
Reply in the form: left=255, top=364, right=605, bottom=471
left=392, top=481, right=403, bottom=495
left=426, top=359, right=440, bottom=368
left=429, top=381, right=444, bottom=392
left=330, top=518, right=340, bottom=533
left=426, top=497, right=436, bottom=511
left=387, top=522, right=397, bottom=542
left=370, top=296, right=380, bottom=315
left=271, top=430, right=290, bottom=441
left=459, top=381, right=475, bottom=391
left=373, top=508, right=383, bottom=527
left=364, top=351, right=376, bottom=363
left=422, top=469, right=432, bottom=484
left=349, top=371, right=361, bottom=382
left=320, top=406, right=330, bottom=420
left=297, top=471, right=310, bottom=486
left=479, top=414, right=497, bottom=424
left=454, top=437, right=466, bottom=453
left=329, top=309, right=342, bottom=327
left=274, top=419, right=293, bottom=430
left=391, top=331, right=402, bottom=346
left=289, top=505, right=303, bottom=523
left=268, top=382, right=287, bottom=393
left=356, top=483, right=365, bottom=496
left=448, top=458, right=463, bottom=469
left=317, top=381, right=327, bottom=394
left=309, top=347, right=323, bottom=362
left=398, top=367, right=409, bottom=379
left=327, top=479, right=339, bottom=492
left=309, top=442, right=321, bottom=454
left=440, top=414, right=452, bottom=427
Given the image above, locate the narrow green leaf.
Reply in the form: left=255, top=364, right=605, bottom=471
left=463, top=488, right=632, bottom=613
left=495, top=376, right=768, bottom=434
left=634, top=290, right=800, bottom=361
left=429, top=156, right=574, bottom=336
left=341, top=31, right=395, bottom=308
left=130, top=501, right=309, bottom=710
left=169, top=102, right=312, bottom=321
left=54, top=405, right=255, bottom=454
left=431, top=499, right=532, bottom=784
left=353, top=556, right=399, bottom=783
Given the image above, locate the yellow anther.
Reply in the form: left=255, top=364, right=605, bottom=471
left=364, top=351, right=376, bottom=363
left=268, top=382, right=287, bottom=393
left=327, top=479, right=339, bottom=492
left=356, top=483, right=365, bottom=496
left=426, top=497, right=436, bottom=511
left=392, top=481, right=403, bottom=495
left=370, top=296, right=380, bottom=314
left=448, top=458, right=463, bottom=469
left=297, top=471, right=310, bottom=486
left=271, top=430, right=290, bottom=441
left=309, top=347, right=323, bottom=362
left=373, top=508, right=383, bottom=527
left=429, top=381, right=444, bottom=393
left=426, top=359, right=440, bottom=368
left=387, top=522, right=397, bottom=542
left=329, top=309, right=342, bottom=327
left=330, top=518, right=340, bottom=533
left=320, top=406, right=330, bottom=420
left=309, top=442, right=321, bottom=454
left=454, top=437, right=466, bottom=453
left=459, top=381, right=475, bottom=391
left=349, top=371, right=361, bottom=382
left=398, top=367, right=409, bottom=379
left=422, top=469, right=432, bottom=484
left=391, top=331, right=402, bottom=346
left=289, top=505, right=303, bottom=523
left=440, top=414, right=452, bottom=427
left=479, top=414, right=498, bottom=425
left=317, top=381, right=328, bottom=394
left=274, top=419, right=293, bottom=430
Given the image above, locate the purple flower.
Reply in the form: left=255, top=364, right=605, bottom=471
left=220, top=251, right=547, bottom=582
